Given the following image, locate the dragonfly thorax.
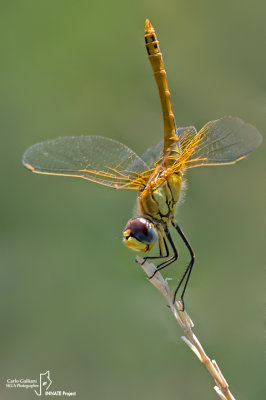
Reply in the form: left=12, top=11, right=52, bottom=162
left=123, top=217, right=158, bottom=253
left=139, top=172, right=183, bottom=224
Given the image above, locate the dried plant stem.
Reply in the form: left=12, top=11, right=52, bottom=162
left=136, top=256, right=236, bottom=400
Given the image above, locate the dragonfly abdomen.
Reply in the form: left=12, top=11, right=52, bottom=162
left=139, top=173, right=182, bottom=224
left=144, top=19, right=178, bottom=155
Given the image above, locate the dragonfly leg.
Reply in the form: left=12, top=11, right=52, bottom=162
left=147, top=229, right=178, bottom=279
left=141, top=236, right=169, bottom=266
left=172, top=221, right=195, bottom=310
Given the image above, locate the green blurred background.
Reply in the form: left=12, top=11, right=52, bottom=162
left=1, top=0, right=265, bottom=399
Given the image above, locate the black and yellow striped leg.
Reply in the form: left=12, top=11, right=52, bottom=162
left=147, top=228, right=178, bottom=278
left=172, top=221, right=195, bottom=310
left=140, top=236, right=169, bottom=265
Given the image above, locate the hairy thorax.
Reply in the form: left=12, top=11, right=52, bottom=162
left=138, top=171, right=183, bottom=225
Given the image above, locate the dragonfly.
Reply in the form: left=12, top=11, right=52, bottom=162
left=23, top=19, right=262, bottom=309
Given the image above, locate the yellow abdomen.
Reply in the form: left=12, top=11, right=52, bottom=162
left=138, top=172, right=183, bottom=224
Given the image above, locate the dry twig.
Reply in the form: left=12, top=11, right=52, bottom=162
left=136, top=256, right=236, bottom=400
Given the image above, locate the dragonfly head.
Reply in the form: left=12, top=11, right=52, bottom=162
left=123, top=217, right=158, bottom=253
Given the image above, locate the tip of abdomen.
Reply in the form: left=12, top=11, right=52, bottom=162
left=145, top=19, right=154, bottom=34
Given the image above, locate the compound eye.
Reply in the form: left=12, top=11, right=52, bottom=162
left=124, top=217, right=158, bottom=244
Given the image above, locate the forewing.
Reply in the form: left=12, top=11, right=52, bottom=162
left=23, top=136, right=151, bottom=189
left=179, top=116, right=262, bottom=169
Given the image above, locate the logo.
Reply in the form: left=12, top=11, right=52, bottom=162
left=35, top=371, right=52, bottom=396
left=6, top=371, right=76, bottom=397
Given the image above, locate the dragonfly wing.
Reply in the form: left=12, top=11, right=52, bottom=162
left=177, top=126, right=197, bottom=152
left=140, top=139, right=163, bottom=168
left=139, top=126, right=197, bottom=168
left=180, top=116, right=262, bottom=169
left=23, top=136, right=151, bottom=189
